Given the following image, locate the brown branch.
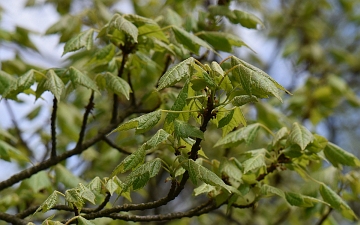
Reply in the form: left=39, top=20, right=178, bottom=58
left=0, top=105, right=155, bottom=191
left=102, top=137, right=133, bottom=155
left=50, top=97, right=58, bottom=158
left=315, top=208, right=333, bottom=225
left=0, top=212, right=27, bottom=225
left=76, top=92, right=94, bottom=149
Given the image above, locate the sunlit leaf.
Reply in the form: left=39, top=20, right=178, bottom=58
left=68, top=67, right=99, bottom=93
left=40, top=69, right=65, bottom=101
left=242, top=148, right=266, bottom=174
left=214, top=123, right=261, bottom=148
left=146, top=129, right=170, bottom=148
left=174, top=119, right=204, bottom=140
left=111, top=145, right=146, bottom=177
left=218, top=107, right=246, bottom=137
left=2, top=70, right=36, bottom=97
left=63, top=29, right=94, bottom=55
left=324, top=143, right=360, bottom=167
left=232, top=95, right=258, bottom=106
left=288, top=122, right=314, bottom=150
left=109, top=14, right=138, bottom=42
left=104, top=72, right=131, bottom=100
left=157, top=57, right=194, bottom=90
left=65, top=188, right=84, bottom=209
left=35, top=191, right=59, bottom=214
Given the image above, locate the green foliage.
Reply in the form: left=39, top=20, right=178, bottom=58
left=1, top=1, right=360, bottom=225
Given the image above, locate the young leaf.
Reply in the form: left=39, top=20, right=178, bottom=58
left=272, top=127, right=289, bottom=146
left=174, top=119, right=204, bottom=140
left=218, top=107, right=246, bottom=137
left=157, top=57, right=194, bottom=90
left=194, top=183, right=217, bottom=196
left=63, top=29, right=94, bottom=55
left=104, top=72, right=131, bottom=100
left=2, top=69, right=36, bottom=97
left=182, top=159, right=232, bottom=193
left=172, top=26, right=213, bottom=54
left=105, top=177, right=119, bottom=195
left=231, top=56, right=290, bottom=101
left=86, top=44, right=116, bottom=68
left=242, top=148, right=267, bottom=174
left=111, top=145, right=146, bottom=177
left=111, top=110, right=161, bottom=133
left=78, top=183, right=96, bottom=204
left=0, top=70, right=15, bottom=95
left=68, top=67, right=99, bottom=93
left=285, top=192, right=313, bottom=207
left=324, top=143, right=360, bottom=167
left=145, top=129, right=170, bottom=149
left=40, top=69, right=65, bottom=101
left=232, top=95, right=258, bottom=106
left=23, top=171, right=52, bottom=193
left=261, top=184, right=285, bottom=198
left=232, top=10, right=264, bottom=29
left=307, top=134, right=328, bottom=153
left=320, top=184, right=358, bottom=220
left=288, top=122, right=314, bottom=150
left=88, top=177, right=102, bottom=195
left=35, top=191, right=59, bottom=214
left=214, top=123, right=261, bottom=148
left=65, top=189, right=84, bottom=209
left=109, top=14, right=138, bottom=42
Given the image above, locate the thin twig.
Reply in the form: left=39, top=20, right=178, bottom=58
left=76, top=92, right=94, bottom=149
left=102, top=137, right=133, bottom=155
left=50, top=97, right=58, bottom=158
left=315, top=208, right=333, bottom=225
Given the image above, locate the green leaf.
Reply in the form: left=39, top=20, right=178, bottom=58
left=35, top=191, right=59, bottom=214
left=105, top=177, right=119, bottom=195
left=111, top=145, right=146, bottom=177
left=68, top=67, right=99, bottom=93
left=272, top=127, right=289, bottom=146
left=261, top=184, right=285, bottom=198
left=324, top=143, right=360, bottom=167
left=2, top=69, right=36, bottom=98
left=157, top=57, right=194, bottom=90
left=109, top=14, right=138, bottom=42
left=40, top=69, right=65, bottom=101
left=232, top=95, right=258, bottom=106
left=285, top=192, right=313, bottom=207
left=55, top=164, right=85, bottom=188
left=232, top=10, right=264, bottom=29
left=210, top=61, right=224, bottom=76
left=65, top=188, right=84, bottom=209
left=218, top=107, right=246, bottom=137
left=88, top=177, right=102, bottom=195
left=172, top=26, right=213, bottom=54
left=320, top=184, right=358, bottom=220
left=198, top=31, right=250, bottom=52
left=146, top=129, right=170, bottom=148
left=242, top=149, right=267, bottom=174
left=182, top=159, right=232, bottom=193
left=194, top=183, right=216, bottom=196
left=78, top=216, right=95, bottom=225
left=288, top=122, right=314, bottom=150
left=104, top=72, right=131, bottom=100
left=230, top=56, right=290, bottom=102
left=214, top=123, right=261, bottom=148
left=63, top=29, right=94, bottom=55
left=0, top=70, right=15, bottom=95
left=174, top=119, right=204, bottom=140
left=111, top=110, right=161, bottom=134
left=23, top=171, right=51, bottom=193
left=307, top=134, right=328, bottom=153
left=124, top=158, right=162, bottom=191
left=86, top=44, right=116, bottom=68
left=78, top=183, right=96, bottom=204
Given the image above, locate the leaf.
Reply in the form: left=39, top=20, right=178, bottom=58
left=109, top=14, right=138, bottom=42
left=35, top=191, right=59, bottom=214
left=105, top=177, right=119, bottom=195
left=320, top=184, right=358, bottom=220
left=174, top=119, right=204, bottom=140
left=218, top=107, right=246, bottom=137
left=194, top=183, right=216, bottom=196
left=88, top=177, right=102, bottom=195
left=65, top=188, right=84, bottom=209
left=68, top=67, right=99, bottom=93
left=157, top=57, right=194, bottom=90
left=0, top=70, right=15, bottom=95
left=214, top=123, right=261, bottom=148
left=111, top=145, right=146, bottom=177
left=78, top=216, right=95, bottom=225
left=182, top=159, right=232, bottom=193
left=123, top=158, right=162, bottom=191
left=232, top=10, right=264, bottom=29
left=172, top=26, right=213, bottom=54
left=111, top=110, right=161, bottom=134
left=231, top=56, right=290, bottom=102
left=210, top=61, right=224, bottom=76
left=261, top=184, right=285, bottom=198
left=272, top=127, right=289, bottom=146
left=307, top=134, right=328, bottom=153
left=232, top=95, right=258, bottom=106
left=63, top=29, right=94, bottom=55
left=78, top=183, right=96, bottom=204
left=242, top=149, right=267, bottom=174
left=198, top=31, right=250, bottom=52
left=324, top=143, right=360, bottom=167
left=2, top=70, right=36, bottom=97
left=86, top=44, right=116, bottom=68
left=146, top=129, right=170, bottom=148
left=285, top=192, right=312, bottom=207
left=288, top=122, right=314, bottom=150
left=23, top=171, right=52, bottom=193
left=40, top=69, right=65, bottom=101
left=55, top=164, right=85, bottom=188
left=104, top=72, right=131, bottom=100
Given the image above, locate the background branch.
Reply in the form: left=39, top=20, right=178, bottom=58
left=50, top=97, right=58, bottom=158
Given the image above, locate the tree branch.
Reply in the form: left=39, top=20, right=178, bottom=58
left=50, top=97, right=58, bottom=158
left=102, top=137, right=133, bottom=155
left=0, top=105, right=155, bottom=191
left=0, top=212, right=27, bottom=225
left=76, top=92, right=94, bottom=149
